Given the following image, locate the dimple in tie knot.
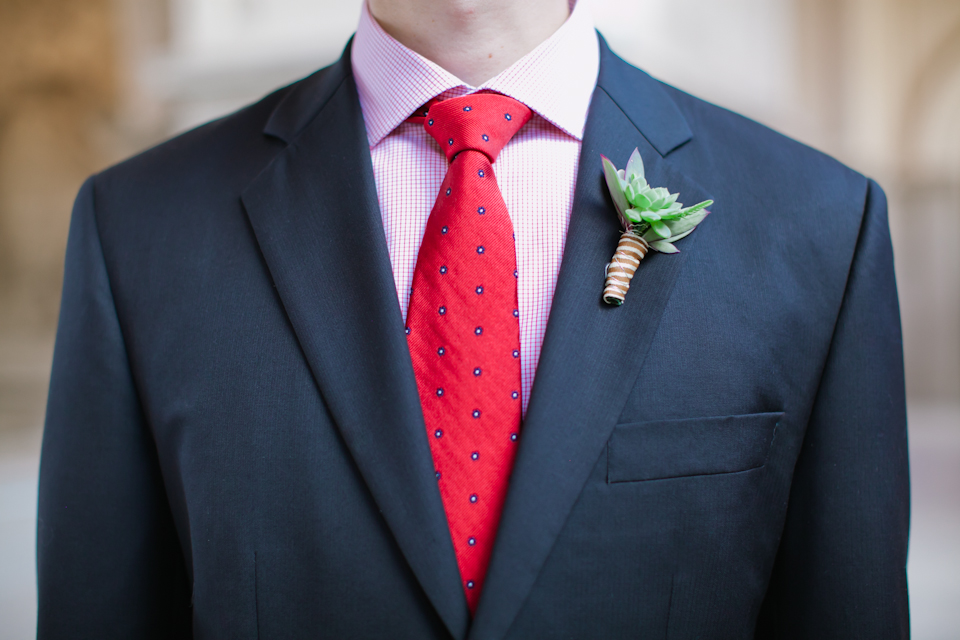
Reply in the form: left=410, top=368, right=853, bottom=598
left=423, top=93, right=533, bottom=163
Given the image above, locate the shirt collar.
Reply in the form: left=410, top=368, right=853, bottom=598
left=351, top=0, right=599, bottom=148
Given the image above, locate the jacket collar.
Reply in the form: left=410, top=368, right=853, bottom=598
left=264, top=34, right=692, bottom=155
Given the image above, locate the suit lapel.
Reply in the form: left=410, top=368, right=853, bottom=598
left=469, top=42, right=715, bottom=639
left=241, top=57, right=470, bottom=639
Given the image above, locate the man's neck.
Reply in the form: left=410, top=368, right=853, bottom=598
left=366, top=0, right=571, bottom=87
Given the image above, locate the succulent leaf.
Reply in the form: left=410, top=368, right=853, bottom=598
left=664, top=206, right=710, bottom=236
left=665, top=227, right=695, bottom=243
left=631, top=191, right=651, bottom=209
left=650, top=240, right=679, bottom=254
left=659, top=206, right=684, bottom=220
left=629, top=174, right=648, bottom=191
left=624, top=208, right=645, bottom=225
left=625, top=148, right=645, bottom=181
left=678, top=200, right=713, bottom=217
left=650, top=219, right=672, bottom=239
left=601, top=155, right=630, bottom=222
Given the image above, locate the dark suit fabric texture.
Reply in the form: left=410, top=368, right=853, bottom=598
left=37, top=36, right=909, bottom=640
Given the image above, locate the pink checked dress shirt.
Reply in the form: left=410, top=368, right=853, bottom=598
left=351, top=0, right=600, bottom=416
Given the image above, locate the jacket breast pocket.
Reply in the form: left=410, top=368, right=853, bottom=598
left=606, top=412, right=783, bottom=483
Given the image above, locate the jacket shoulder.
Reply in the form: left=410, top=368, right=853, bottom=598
left=659, top=81, right=871, bottom=206
left=97, top=84, right=289, bottom=197
left=92, top=55, right=348, bottom=205
left=81, top=63, right=345, bottom=278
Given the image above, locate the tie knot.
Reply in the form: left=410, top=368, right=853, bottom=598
left=423, top=93, right=533, bottom=163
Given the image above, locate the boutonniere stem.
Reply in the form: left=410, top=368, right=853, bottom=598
left=600, top=149, right=713, bottom=306
left=603, top=230, right=650, bottom=305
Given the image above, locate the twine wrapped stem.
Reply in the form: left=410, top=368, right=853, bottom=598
left=603, top=230, right=649, bottom=305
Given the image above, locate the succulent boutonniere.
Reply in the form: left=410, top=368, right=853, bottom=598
left=600, top=149, right=713, bottom=305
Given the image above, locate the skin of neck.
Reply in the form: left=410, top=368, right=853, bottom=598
left=366, top=0, right=571, bottom=86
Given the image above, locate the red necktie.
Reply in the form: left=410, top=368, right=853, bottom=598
left=405, top=93, right=532, bottom=613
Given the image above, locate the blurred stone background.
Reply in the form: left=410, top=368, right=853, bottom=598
left=0, top=0, right=957, bottom=637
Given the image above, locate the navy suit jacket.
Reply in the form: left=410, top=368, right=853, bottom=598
left=38, top=38, right=909, bottom=639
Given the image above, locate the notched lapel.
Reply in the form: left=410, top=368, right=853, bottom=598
left=470, top=84, right=715, bottom=638
left=241, top=72, right=470, bottom=639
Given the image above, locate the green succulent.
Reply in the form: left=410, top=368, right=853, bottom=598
left=601, top=149, right=713, bottom=254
